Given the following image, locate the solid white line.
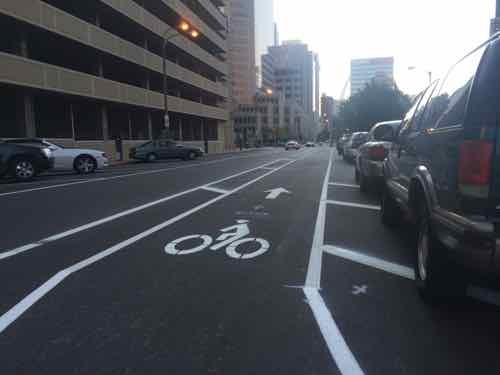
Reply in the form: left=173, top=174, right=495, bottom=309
left=0, top=153, right=280, bottom=198
left=0, top=159, right=286, bottom=261
left=326, top=200, right=381, bottom=211
left=260, top=167, right=277, bottom=171
left=0, top=158, right=304, bottom=334
left=329, top=182, right=360, bottom=189
left=200, top=186, right=231, bottom=195
left=323, top=245, right=415, bottom=280
left=305, top=149, right=334, bottom=288
left=304, top=287, right=364, bottom=375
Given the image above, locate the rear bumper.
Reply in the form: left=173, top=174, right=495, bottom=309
left=360, top=159, right=383, bottom=178
left=432, top=209, right=499, bottom=279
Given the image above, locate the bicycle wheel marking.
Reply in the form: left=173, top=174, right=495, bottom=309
left=226, top=238, right=270, bottom=260
left=164, top=235, right=213, bottom=255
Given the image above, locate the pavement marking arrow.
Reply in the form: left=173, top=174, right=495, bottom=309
left=264, top=187, right=291, bottom=200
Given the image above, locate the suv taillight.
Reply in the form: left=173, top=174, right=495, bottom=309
left=459, top=140, right=493, bottom=198
left=369, top=145, right=388, bottom=161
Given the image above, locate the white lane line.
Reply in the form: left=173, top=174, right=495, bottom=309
left=0, top=157, right=308, bottom=333
left=0, top=159, right=286, bottom=261
left=200, top=186, right=231, bottom=195
left=303, top=149, right=364, bottom=375
left=305, top=149, right=334, bottom=289
left=304, top=287, right=364, bottom=375
left=323, top=245, right=415, bottom=280
left=0, top=153, right=281, bottom=198
left=260, top=167, right=277, bottom=171
left=329, top=182, right=360, bottom=189
left=326, top=200, right=381, bottom=211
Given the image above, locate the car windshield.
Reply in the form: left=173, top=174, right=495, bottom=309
left=1, top=1, right=498, bottom=374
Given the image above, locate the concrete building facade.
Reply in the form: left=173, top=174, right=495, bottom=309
left=227, top=0, right=256, bottom=105
left=0, top=0, right=231, bottom=160
left=350, top=57, right=394, bottom=95
left=261, top=41, right=318, bottom=115
left=233, top=91, right=307, bottom=146
left=254, top=0, right=274, bottom=88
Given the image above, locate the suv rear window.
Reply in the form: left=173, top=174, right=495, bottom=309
left=467, top=40, right=500, bottom=128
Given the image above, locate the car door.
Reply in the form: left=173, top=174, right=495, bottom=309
left=386, top=93, right=425, bottom=199
left=156, top=140, right=171, bottom=159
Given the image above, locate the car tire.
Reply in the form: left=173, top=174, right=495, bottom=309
left=359, top=172, right=369, bottom=193
left=415, top=203, right=465, bottom=304
left=380, top=187, right=402, bottom=227
left=74, top=155, right=97, bottom=174
left=146, top=153, right=158, bottom=163
left=10, top=157, right=36, bottom=181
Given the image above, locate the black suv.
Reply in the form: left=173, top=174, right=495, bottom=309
left=0, top=141, right=54, bottom=181
left=382, top=33, right=500, bottom=302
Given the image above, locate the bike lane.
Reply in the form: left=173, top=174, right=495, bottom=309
left=0, top=149, right=340, bottom=374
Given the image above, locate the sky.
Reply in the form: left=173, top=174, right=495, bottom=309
left=273, top=0, right=495, bottom=99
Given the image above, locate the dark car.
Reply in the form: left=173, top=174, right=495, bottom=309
left=129, top=140, right=204, bottom=162
left=343, top=132, right=368, bottom=162
left=0, top=141, right=54, bottom=181
left=381, top=34, right=500, bottom=302
left=355, top=120, right=401, bottom=192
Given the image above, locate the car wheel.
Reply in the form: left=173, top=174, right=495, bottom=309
left=146, top=153, right=158, bottom=162
left=10, top=158, right=36, bottom=181
left=359, top=172, right=369, bottom=193
left=74, top=156, right=97, bottom=174
left=380, top=187, right=402, bottom=227
left=415, top=204, right=465, bottom=304
left=186, top=151, right=197, bottom=161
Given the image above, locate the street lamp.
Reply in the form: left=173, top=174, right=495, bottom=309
left=161, top=21, right=200, bottom=139
left=408, top=66, right=433, bottom=86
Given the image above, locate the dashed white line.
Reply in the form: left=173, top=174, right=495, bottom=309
left=201, top=186, right=231, bottom=195
left=323, top=245, right=415, bottom=280
left=326, top=200, right=381, bottom=211
left=0, top=157, right=308, bottom=334
left=0, top=159, right=286, bottom=261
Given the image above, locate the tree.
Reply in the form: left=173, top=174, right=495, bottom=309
left=337, top=82, right=412, bottom=132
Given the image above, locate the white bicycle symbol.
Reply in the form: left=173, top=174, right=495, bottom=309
left=164, top=220, right=270, bottom=260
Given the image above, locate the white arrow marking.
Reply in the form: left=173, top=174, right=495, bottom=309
left=264, top=188, right=291, bottom=200
left=352, top=285, right=367, bottom=295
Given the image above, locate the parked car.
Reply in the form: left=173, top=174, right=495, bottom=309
left=5, top=138, right=108, bottom=174
left=336, top=134, right=351, bottom=155
left=129, top=140, right=204, bottom=162
left=305, top=142, right=316, bottom=147
left=381, top=34, right=500, bottom=303
left=343, top=132, right=368, bottom=162
left=355, top=120, right=402, bottom=192
left=0, top=141, right=53, bottom=181
left=285, top=141, right=300, bottom=150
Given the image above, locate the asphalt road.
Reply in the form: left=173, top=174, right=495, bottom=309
left=1, top=147, right=499, bottom=375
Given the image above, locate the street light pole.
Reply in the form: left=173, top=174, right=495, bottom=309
left=160, top=22, right=199, bottom=140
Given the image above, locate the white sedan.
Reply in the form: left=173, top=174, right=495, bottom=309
left=6, top=139, right=108, bottom=174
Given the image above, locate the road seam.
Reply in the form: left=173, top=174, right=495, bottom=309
left=0, top=153, right=316, bottom=334
left=0, top=159, right=288, bottom=261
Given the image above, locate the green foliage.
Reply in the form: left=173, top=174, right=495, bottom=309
left=337, top=82, right=412, bottom=132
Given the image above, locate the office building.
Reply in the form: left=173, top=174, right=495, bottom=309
left=254, top=0, right=274, bottom=87
left=0, top=0, right=230, bottom=158
left=261, top=41, right=319, bottom=115
left=227, top=0, right=256, bottom=105
left=491, top=0, right=500, bottom=35
left=350, top=57, right=394, bottom=95
left=233, top=90, right=307, bottom=146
